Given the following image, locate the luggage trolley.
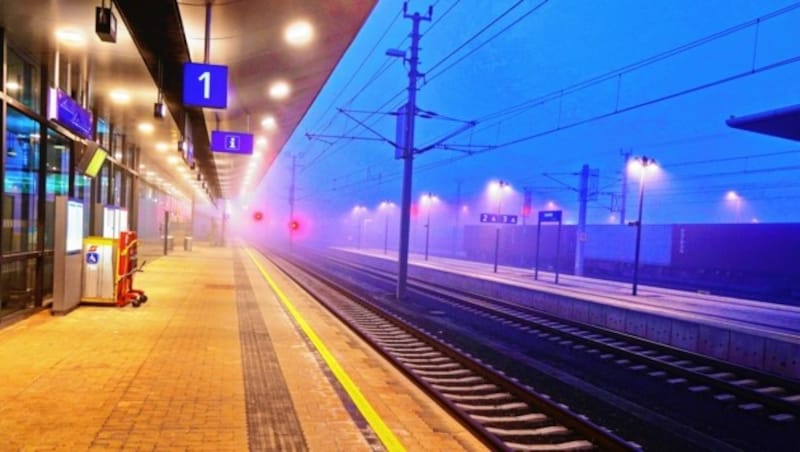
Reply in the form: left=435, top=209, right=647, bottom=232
left=117, top=231, right=148, bottom=307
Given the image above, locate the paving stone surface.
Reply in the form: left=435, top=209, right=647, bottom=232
left=0, top=243, right=484, bottom=451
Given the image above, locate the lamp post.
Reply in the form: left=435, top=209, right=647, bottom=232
left=352, top=205, right=366, bottom=249
left=379, top=201, right=395, bottom=255
left=726, top=190, right=742, bottom=223
left=421, top=192, right=438, bottom=260
left=630, top=156, right=656, bottom=296
left=491, top=180, right=511, bottom=273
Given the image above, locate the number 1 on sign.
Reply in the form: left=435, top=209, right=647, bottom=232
left=198, top=71, right=211, bottom=99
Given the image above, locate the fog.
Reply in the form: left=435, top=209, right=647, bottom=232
left=225, top=1, right=800, bottom=304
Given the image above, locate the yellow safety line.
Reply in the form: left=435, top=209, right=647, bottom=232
left=245, top=248, right=405, bottom=452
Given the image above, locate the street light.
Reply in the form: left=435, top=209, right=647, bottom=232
left=629, top=156, right=657, bottom=296
left=490, top=180, right=511, bottom=273
left=421, top=192, right=439, bottom=260
left=379, top=201, right=396, bottom=255
left=352, top=205, right=367, bottom=249
left=725, top=190, right=742, bottom=223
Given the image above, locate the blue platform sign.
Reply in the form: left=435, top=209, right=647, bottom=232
left=183, top=62, right=228, bottom=109
left=86, top=252, right=99, bottom=265
left=538, top=210, right=563, bottom=222
left=480, top=213, right=519, bottom=224
left=47, top=88, right=93, bottom=139
left=210, top=131, right=253, bottom=155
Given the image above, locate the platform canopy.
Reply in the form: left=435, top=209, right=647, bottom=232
left=726, top=104, right=800, bottom=141
left=0, top=0, right=376, bottom=202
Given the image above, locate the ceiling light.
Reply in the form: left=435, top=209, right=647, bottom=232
left=155, top=142, right=168, bottom=152
left=6, top=81, right=21, bottom=92
left=261, top=115, right=277, bottom=130
left=285, top=20, right=314, bottom=46
left=55, top=29, right=86, bottom=45
left=269, top=81, right=291, bottom=99
left=109, top=89, right=130, bottom=104
left=167, top=155, right=181, bottom=165
left=256, top=136, right=267, bottom=146
left=138, top=122, right=155, bottom=133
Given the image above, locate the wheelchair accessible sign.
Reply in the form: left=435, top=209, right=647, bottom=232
left=86, top=245, right=99, bottom=265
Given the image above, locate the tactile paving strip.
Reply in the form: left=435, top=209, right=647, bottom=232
left=234, top=257, right=308, bottom=451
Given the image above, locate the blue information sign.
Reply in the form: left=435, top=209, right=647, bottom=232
left=86, top=252, right=99, bottom=265
left=538, top=210, right=562, bottom=222
left=48, top=88, right=93, bottom=139
left=183, top=62, right=228, bottom=108
left=210, top=131, right=254, bottom=155
left=480, top=213, right=519, bottom=224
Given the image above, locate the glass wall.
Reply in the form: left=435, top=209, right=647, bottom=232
left=6, top=48, right=40, bottom=112
left=75, top=174, right=92, bottom=237
left=41, top=129, right=70, bottom=298
left=0, top=258, right=36, bottom=315
left=3, top=107, right=40, bottom=254
left=0, top=32, right=160, bottom=320
left=43, top=129, right=70, bottom=250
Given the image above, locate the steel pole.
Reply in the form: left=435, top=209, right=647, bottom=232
left=357, top=215, right=362, bottom=249
left=384, top=214, right=389, bottom=255
left=493, top=196, right=502, bottom=273
left=424, top=209, right=430, bottom=260
left=163, top=210, right=169, bottom=256
left=397, top=11, right=430, bottom=300
left=493, top=228, right=500, bottom=273
left=534, top=220, right=541, bottom=280
left=632, top=170, right=646, bottom=295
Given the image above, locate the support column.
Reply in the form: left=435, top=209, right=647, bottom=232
left=575, top=164, right=589, bottom=276
left=396, top=7, right=432, bottom=300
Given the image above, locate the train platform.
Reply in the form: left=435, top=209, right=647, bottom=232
left=0, top=243, right=484, bottom=451
left=334, top=248, right=800, bottom=380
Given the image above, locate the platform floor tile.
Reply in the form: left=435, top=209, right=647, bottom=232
left=243, top=248, right=486, bottom=451
left=0, top=244, right=485, bottom=451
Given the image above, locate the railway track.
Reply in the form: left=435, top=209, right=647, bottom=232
left=321, top=252, right=800, bottom=425
left=261, top=249, right=637, bottom=451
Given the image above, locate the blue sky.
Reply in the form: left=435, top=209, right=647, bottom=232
left=247, top=0, right=800, bottom=233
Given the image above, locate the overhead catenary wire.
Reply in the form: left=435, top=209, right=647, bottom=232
left=300, top=2, right=800, bottom=209
left=302, top=0, right=526, bottom=172
left=424, top=0, right=550, bottom=86
left=306, top=0, right=796, bottom=182
left=306, top=10, right=404, bottom=133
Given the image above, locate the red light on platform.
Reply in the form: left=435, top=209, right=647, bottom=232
left=289, top=220, right=300, bottom=231
left=253, top=211, right=264, bottom=222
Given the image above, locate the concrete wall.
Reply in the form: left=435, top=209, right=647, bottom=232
left=331, top=249, right=800, bottom=380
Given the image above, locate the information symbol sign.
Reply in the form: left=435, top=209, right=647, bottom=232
left=183, top=62, right=228, bottom=109
left=225, top=135, right=240, bottom=151
left=210, top=131, right=253, bottom=155
left=86, top=252, right=99, bottom=265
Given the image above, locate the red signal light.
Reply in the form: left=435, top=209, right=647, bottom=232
left=253, top=211, right=264, bottom=222
left=289, top=220, right=299, bottom=231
